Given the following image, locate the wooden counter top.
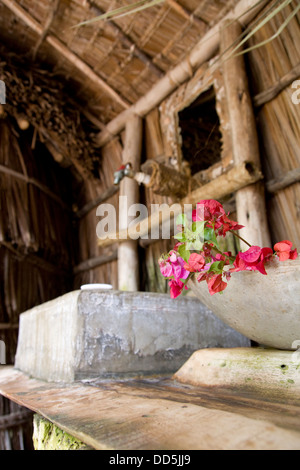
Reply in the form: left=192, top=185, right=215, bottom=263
left=0, top=366, right=300, bottom=450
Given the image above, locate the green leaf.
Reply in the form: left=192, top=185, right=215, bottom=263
left=178, top=244, right=190, bottom=263
left=176, top=213, right=188, bottom=227
left=209, top=261, right=224, bottom=274
left=204, top=227, right=218, bottom=247
left=174, top=232, right=186, bottom=242
left=186, top=239, right=203, bottom=251
left=191, top=221, right=205, bottom=238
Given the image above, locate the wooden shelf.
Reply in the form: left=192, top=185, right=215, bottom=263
left=1, top=366, right=300, bottom=450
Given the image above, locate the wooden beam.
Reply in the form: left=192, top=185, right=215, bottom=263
left=31, top=0, right=60, bottom=60
left=1, top=0, right=130, bottom=111
left=267, top=167, right=300, bottom=194
left=73, top=251, right=118, bottom=275
left=74, top=185, right=119, bottom=219
left=221, top=19, right=271, bottom=249
left=0, top=410, right=33, bottom=431
left=0, top=324, right=18, bottom=330
left=253, top=63, right=300, bottom=107
left=95, top=0, right=269, bottom=147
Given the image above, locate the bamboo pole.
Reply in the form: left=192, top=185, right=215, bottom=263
left=96, top=0, right=269, bottom=147
left=74, top=185, right=119, bottom=219
left=253, top=63, right=300, bottom=107
left=73, top=251, right=118, bottom=275
left=221, top=19, right=271, bottom=249
left=97, top=161, right=263, bottom=249
left=118, top=115, right=143, bottom=291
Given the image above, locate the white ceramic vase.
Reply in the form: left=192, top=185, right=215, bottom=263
left=188, top=257, right=300, bottom=351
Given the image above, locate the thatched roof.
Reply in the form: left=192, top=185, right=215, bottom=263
left=0, top=0, right=239, bottom=126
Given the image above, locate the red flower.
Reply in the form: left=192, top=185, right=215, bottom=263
left=207, top=274, right=227, bottom=295
left=169, top=279, right=185, bottom=299
left=215, top=214, right=244, bottom=237
left=192, top=199, right=225, bottom=222
left=184, top=253, right=205, bottom=272
left=192, top=200, right=243, bottom=237
left=231, top=246, right=273, bottom=275
left=274, top=240, right=298, bottom=261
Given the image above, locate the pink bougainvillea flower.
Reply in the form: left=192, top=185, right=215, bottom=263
left=184, top=253, right=205, bottom=272
left=231, top=246, right=273, bottom=275
left=169, top=279, right=186, bottom=299
left=207, top=273, right=227, bottom=295
left=171, top=255, right=190, bottom=280
left=159, top=251, right=190, bottom=281
left=274, top=240, right=298, bottom=261
left=159, top=259, right=173, bottom=278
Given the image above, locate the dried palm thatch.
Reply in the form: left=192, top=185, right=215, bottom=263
left=0, top=117, right=74, bottom=368
left=0, top=0, right=242, bottom=125
left=0, top=49, right=101, bottom=180
left=0, top=119, right=74, bottom=264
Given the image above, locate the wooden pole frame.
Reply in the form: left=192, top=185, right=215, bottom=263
left=97, top=161, right=263, bottom=249
left=95, top=0, right=270, bottom=147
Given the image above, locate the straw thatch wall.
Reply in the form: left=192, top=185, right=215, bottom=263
left=0, top=116, right=74, bottom=449
left=247, top=0, right=300, bottom=249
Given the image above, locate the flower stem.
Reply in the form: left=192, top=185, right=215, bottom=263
left=229, top=230, right=252, bottom=248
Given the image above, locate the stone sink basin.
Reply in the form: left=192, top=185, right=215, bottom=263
left=15, top=289, right=249, bottom=383
left=188, top=258, right=300, bottom=351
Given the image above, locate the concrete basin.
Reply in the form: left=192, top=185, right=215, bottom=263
left=15, top=289, right=249, bottom=382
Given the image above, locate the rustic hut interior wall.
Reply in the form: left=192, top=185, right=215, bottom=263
left=0, top=0, right=299, bottom=449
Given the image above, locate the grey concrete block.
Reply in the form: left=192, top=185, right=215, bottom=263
left=15, top=290, right=250, bottom=383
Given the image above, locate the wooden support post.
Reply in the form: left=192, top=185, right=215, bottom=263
left=221, top=20, right=271, bottom=249
left=118, top=115, right=142, bottom=291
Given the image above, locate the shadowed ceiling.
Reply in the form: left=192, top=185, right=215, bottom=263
left=0, top=0, right=239, bottom=125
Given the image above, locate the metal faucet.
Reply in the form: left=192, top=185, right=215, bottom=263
left=113, top=163, right=134, bottom=185
left=114, top=162, right=151, bottom=187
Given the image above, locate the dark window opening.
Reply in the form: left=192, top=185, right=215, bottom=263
left=178, top=86, right=222, bottom=175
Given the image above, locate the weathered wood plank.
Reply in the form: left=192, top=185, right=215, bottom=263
left=1, top=367, right=300, bottom=450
